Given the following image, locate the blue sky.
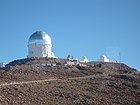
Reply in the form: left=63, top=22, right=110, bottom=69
left=0, top=0, right=140, bottom=70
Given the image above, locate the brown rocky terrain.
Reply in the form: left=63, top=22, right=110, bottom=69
left=0, top=58, right=140, bottom=105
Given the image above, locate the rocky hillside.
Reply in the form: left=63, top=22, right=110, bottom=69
left=0, top=58, right=140, bottom=105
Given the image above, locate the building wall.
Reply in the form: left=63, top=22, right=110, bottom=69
left=0, top=62, right=5, bottom=68
left=28, top=43, right=52, bottom=58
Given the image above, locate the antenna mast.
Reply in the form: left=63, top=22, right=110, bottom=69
left=119, top=52, right=121, bottom=63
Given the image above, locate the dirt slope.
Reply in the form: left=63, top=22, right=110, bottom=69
left=0, top=58, right=139, bottom=105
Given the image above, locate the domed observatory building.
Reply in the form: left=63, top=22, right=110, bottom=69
left=79, top=56, right=89, bottom=63
left=98, top=55, right=109, bottom=62
left=28, top=31, right=56, bottom=58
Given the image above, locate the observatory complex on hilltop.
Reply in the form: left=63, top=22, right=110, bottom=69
left=28, top=31, right=56, bottom=58
left=27, top=31, right=110, bottom=63
left=0, top=31, right=116, bottom=68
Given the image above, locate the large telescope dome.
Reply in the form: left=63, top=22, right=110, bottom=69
left=28, top=31, right=51, bottom=45
left=28, top=31, right=56, bottom=58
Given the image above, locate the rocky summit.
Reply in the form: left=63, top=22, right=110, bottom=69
left=0, top=58, right=140, bottom=105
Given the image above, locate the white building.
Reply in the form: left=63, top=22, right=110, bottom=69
left=79, top=56, right=89, bottom=63
left=28, top=31, right=56, bottom=58
left=98, top=55, right=109, bottom=62
left=0, top=62, right=5, bottom=68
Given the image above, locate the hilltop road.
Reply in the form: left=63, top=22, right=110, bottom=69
left=0, top=75, right=97, bottom=88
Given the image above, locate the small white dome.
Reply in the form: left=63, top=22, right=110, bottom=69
left=28, top=31, right=51, bottom=45
left=98, top=55, right=109, bottom=62
left=100, top=55, right=107, bottom=59
left=79, top=56, right=89, bottom=63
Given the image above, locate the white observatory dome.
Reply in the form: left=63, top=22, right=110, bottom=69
left=98, top=55, right=109, bottom=62
left=28, top=31, right=56, bottom=58
left=79, top=56, right=89, bottom=63
left=28, top=31, right=51, bottom=45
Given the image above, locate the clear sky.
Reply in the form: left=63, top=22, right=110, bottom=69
left=0, top=0, right=140, bottom=70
